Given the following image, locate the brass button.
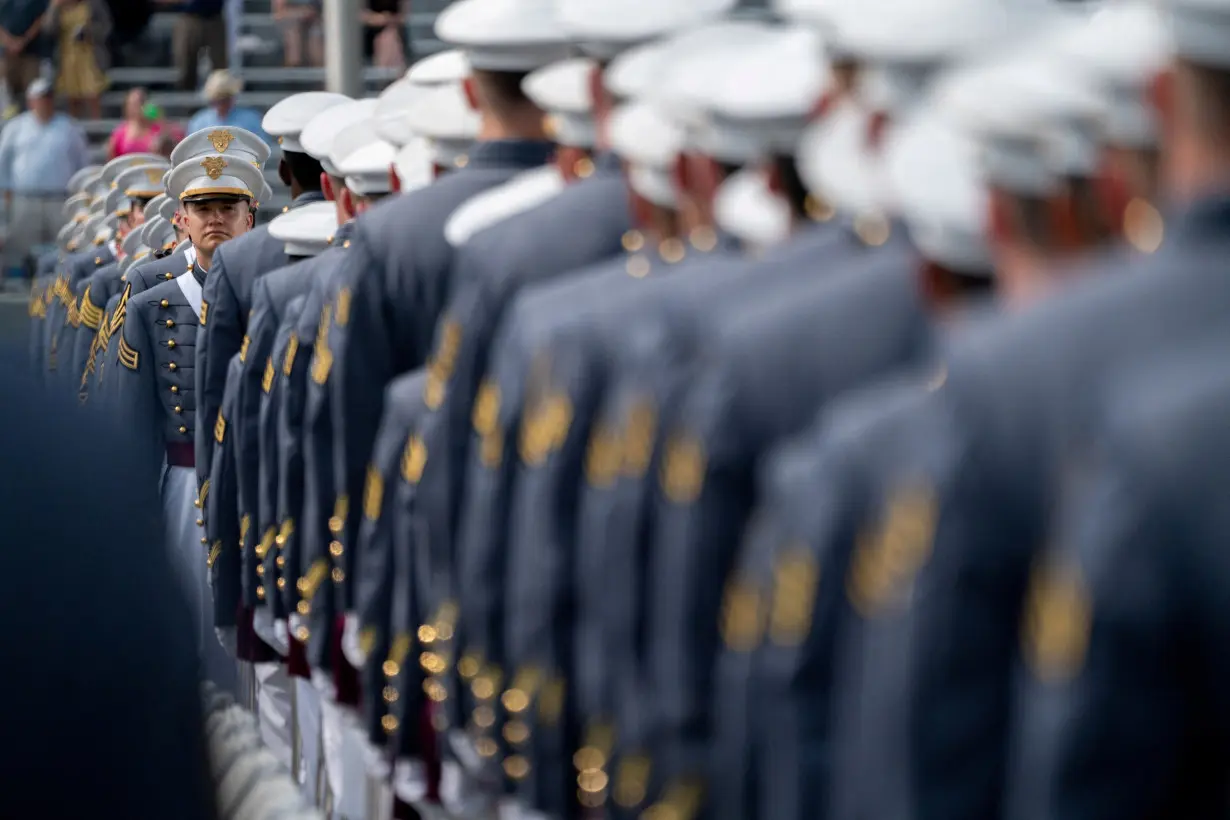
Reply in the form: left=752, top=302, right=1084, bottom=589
left=200, top=537, right=207, bottom=545
left=160, top=299, right=169, bottom=308
left=171, top=385, right=179, bottom=394
left=168, top=362, right=177, bottom=371
left=276, top=556, right=285, bottom=568
left=167, top=340, right=176, bottom=349
left=329, top=541, right=344, bottom=558
left=331, top=567, right=345, bottom=583
left=277, top=577, right=286, bottom=590
left=256, top=586, right=266, bottom=599
left=178, top=425, right=188, bottom=434
left=174, top=405, right=183, bottom=414
left=165, top=319, right=175, bottom=328
left=162, top=273, right=172, bottom=280
left=256, top=564, right=265, bottom=577
left=193, top=499, right=201, bottom=509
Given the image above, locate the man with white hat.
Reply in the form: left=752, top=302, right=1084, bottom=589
left=293, top=0, right=563, bottom=746
left=877, top=0, right=1230, bottom=813
left=91, top=127, right=272, bottom=402
left=408, top=3, right=741, bottom=690
left=71, top=161, right=173, bottom=400
left=196, top=92, right=350, bottom=525
left=110, top=141, right=270, bottom=694
left=207, top=198, right=337, bottom=793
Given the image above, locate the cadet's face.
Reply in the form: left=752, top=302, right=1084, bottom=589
left=183, top=199, right=253, bottom=253
left=126, top=201, right=146, bottom=231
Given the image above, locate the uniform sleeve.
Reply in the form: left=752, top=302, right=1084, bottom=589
left=1005, top=447, right=1182, bottom=820
left=302, top=329, right=340, bottom=671
left=326, top=242, right=399, bottom=614
left=259, top=309, right=302, bottom=623
left=206, top=360, right=244, bottom=631
left=197, top=247, right=242, bottom=493
left=277, top=320, right=310, bottom=619
left=415, top=277, right=491, bottom=623
left=110, top=304, right=163, bottom=474
left=355, top=396, right=415, bottom=749
left=72, top=278, right=107, bottom=401
left=238, top=287, right=279, bottom=611
left=93, top=287, right=128, bottom=403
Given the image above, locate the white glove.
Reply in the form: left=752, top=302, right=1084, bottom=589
left=252, top=607, right=289, bottom=657
left=342, top=612, right=367, bottom=668
left=215, top=627, right=238, bottom=657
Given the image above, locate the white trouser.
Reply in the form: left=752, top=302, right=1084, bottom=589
left=163, top=464, right=236, bottom=695
left=256, top=662, right=295, bottom=769
left=321, top=696, right=369, bottom=819
left=295, top=678, right=323, bottom=800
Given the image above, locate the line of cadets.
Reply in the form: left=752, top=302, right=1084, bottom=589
left=24, top=0, right=1230, bottom=817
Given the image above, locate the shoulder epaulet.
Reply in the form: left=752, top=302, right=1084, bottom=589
left=444, top=166, right=565, bottom=248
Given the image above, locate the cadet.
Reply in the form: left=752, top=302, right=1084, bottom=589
left=45, top=205, right=114, bottom=387
left=296, top=0, right=564, bottom=734
left=196, top=92, right=350, bottom=508
left=93, top=129, right=271, bottom=398
left=898, top=0, right=1230, bottom=816
left=408, top=0, right=736, bottom=747
left=71, top=161, right=170, bottom=399
left=111, top=144, right=269, bottom=690
left=1004, top=341, right=1230, bottom=820
left=210, top=99, right=378, bottom=670
left=28, top=219, right=78, bottom=374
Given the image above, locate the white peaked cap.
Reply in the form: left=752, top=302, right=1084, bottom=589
left=693, top=26, right=829, bottom=160
left=797, top=100, right=887, bottom=217
left=267, top=201, right=339, bottom=258
left=372, top=80, right=428, bottom=146
left=606, top=20, right=771, bottom=107
left=172, top=127, right=271, bottom=167
left=68, top=165, right=103, bottom=195
left=389, top=82, right=482, bottom=142
left=262, top=91, right=354, bottom=152
left=836, top=0, right=1060, bottom=66
left=1169, top=0, right=1230, bottom=69
left=434, top=0, right=571, bottom=71
left=445, top=164, right=565, bottom=247
left=558, top=0, right=738, bottom=60
left=63, top=192, right=92, bottom=221
left=140, top=215, right=176, bottom=251
left=1050, top=1, right=1168, bottom=147
left=300, top=98, right=376, bottom=172
left=337, top=136, right=398, bottom=196
left=609, top=102, right=683, bottom=207
left=405, top=49, right=470, bottom=86
left=121, top=223, right=147, bottom=258
left=393, top=138, right=436, bottom=192
left=523, top=57, right=598, bottom=148
left=301, top=99, right=379, bottom=174
left=714, top=167, right=792, bottom=250
left=166, top=152, right=273, bottom=205
left=932, top=47, right=1106, bottom=184
left=884, top=111, right=991, bottom=275
left=104, top=186, right=131, bottom=217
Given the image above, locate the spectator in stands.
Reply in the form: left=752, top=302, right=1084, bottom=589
left=186, top=69, right=270, bottom=142
left=273, top=0, right=321, bottom=68
left=0, top=0, right=49, bottom=115
left=158, top=0, right=227, bottom=91
left=0, top=79, right=88, bottom=274
left=363, top=0, right=408, bottom=70
left=44, top=0, right=110, bottom=119
left=109, top=87, right=183, bottom=158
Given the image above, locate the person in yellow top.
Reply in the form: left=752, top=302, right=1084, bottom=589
left=44, top=0, right=110, bottom=119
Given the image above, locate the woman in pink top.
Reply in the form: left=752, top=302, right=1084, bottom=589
left=108, top=88, right=183, bottom=159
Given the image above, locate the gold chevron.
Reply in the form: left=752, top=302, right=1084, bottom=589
left=117, top=335, right=140, bottom=370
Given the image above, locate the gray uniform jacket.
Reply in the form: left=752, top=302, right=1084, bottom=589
left=908, top=194, right=1230, bottom=820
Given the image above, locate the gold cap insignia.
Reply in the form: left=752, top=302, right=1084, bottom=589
left=201, top=156, right=228, bottom=181
left=145, top=168, right=164, bottom=186
left=209, top=129, right=234, bottom=153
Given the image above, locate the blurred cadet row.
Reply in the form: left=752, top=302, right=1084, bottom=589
left=25, top=0, right=1230, bottom=817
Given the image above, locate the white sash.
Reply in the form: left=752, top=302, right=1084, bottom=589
left=175, top=270, right=203, bottom=316
left=184, top=244, right=197, bottom=267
